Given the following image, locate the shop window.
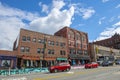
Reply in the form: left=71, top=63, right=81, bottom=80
left=77, top=50, right=82, bottom=54
left=84, top=51, right=88, bottom=55
left=1, top=60, right=11, bottom=68
left=20, top=47, right=25, bottom=52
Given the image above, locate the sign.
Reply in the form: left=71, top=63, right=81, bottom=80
left=57, top=58, right=67, bottom=60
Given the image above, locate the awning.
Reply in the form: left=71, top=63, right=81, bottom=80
left=22, top=56, right=40, bottom=60
left=57, top=58, right=67, bottom=60
left=44, top=57, right=56, bottom=60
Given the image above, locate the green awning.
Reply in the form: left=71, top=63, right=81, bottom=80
left=57, top=58, right=67, bottom=60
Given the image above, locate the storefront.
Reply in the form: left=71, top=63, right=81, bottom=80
left=17, top=55, right=40, bottom=68
left=69, top=54, right=90, bottom=65
left=0, top=55, right=17, bottom=69
left=44, top=57, right=56, bottom=67
left=56, top=57, right=68, bottom=63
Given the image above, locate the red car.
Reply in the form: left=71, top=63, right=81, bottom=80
left=85, top=62, right=99, bottom=69
left=49, top=62, right=71, bottom=73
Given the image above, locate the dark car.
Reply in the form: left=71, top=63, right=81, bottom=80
left=85, top=62, right=99, bottom=69
left=115, top=59, right=120, bottom=65
left=102, top=61, right=109, bottom=66
left=49, top=62, right=71, bottom=73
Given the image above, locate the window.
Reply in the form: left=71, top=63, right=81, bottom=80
left=48, top=49, right=54, bottom=54
left=77, top=50, right=82, bottom=54
left=60, top=50, right=66, bottom=55
left=26, top=47, right=30, bottom=52
left=48, top=49, right=51, bottom=54
left=38, top=39, right=45, bottom=44
left=56, top=42, right=59, bottom=46
left=22, top=36, right=26, bottom=41
left=38, top=39, right=41, bottom=43
left=37, top=48, right=41, bottom=53
left=20, top=47, right=25, bottom=52
left=84, top=51, right=88, bottom=55
left=41, top=48, right=44, bottom=53
left=33, top=38, right=36, bottom=42
left=60, top=43, right=65, bottom=47
left=51, top=41, right=54, bottom=45
left=70, top=49, right=75, bottom=54
left=48, top=41, right=54, bottom=46
left=27, top=36, right=30, bottom=41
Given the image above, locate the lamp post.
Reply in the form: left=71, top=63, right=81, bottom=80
left=39, top=35, right=47, bottom=68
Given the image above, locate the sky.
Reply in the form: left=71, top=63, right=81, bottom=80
left=0, top=0, right=120, bottom=50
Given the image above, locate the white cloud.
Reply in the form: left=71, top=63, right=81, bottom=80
left=30, top=0, right=74, bottom=34
left=39, top=2, right=49, bottom=14
left=52, top=0, right=65, bottom=9
left=69, top=3, right=95, bottom=20
left=102, top=0, right=109, bottom=3
left=79, top=8, right=95, bottom=19
left=113, top=21, right=120, bottom=26
left=115, top=4, right=120, bottom=8
left=98, top=17, right=106, bottom=24
left=0, top=2, right=39, bottom=50
left=96, top=21, right=120, bottom=41
left=42, top=4, right=49, bottom=13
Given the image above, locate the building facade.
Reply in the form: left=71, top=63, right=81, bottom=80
left=13, top=29, right=67, bottom=68
left=0, top=50, right=17, bottom=69
left=55, top=27, right=90, bottom=65
left=93, top=33, right=120, bottom=49
left=89, top=43, right=120, bottom=65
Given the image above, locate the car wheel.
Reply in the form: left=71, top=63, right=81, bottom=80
left=54, top=69, right=58, bottom=73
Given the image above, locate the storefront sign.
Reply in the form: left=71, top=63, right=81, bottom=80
left=57, top=58, right=67, bottom=60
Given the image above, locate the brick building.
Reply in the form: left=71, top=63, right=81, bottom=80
left=13, top=28, right=67, bottom=68
left=0, top=26, right=90, bottom=69
left=93, top=33, right=120, bottom=49
left=55, top=27, right=90, bottom=65
left=0, top=50, right=17, bottom=69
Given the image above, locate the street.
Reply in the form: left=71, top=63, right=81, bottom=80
left=0, top=66, right=120, bottom=80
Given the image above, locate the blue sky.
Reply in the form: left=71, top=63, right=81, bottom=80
left=0, top=0, right=120, bottom=50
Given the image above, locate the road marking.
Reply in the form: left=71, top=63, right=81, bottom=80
left=1, top=77, right=27, bottom=80
left=34, top=68, right=114, bottom=80
left=34, top=78, right=47, bottom=80
left=66, top=71, right=74, bottom=74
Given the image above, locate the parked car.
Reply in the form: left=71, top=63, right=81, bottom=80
left=48, top=62, right=71, bottom=73
left=102, top=61, right=109, bottom=66
left=85, top=62, right=99, bottom=69
left=108, top=61, right=114, bottom=65
left=115, top=59, right=120, bottom=65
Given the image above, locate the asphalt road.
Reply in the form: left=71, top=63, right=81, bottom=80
left=1, top=66, right=120, bottom=80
